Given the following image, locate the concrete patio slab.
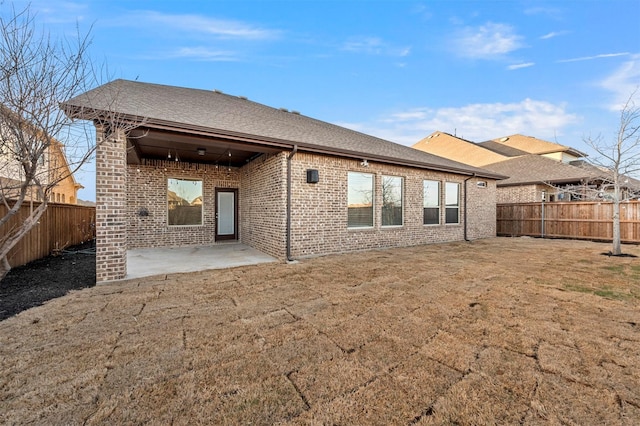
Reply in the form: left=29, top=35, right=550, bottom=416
left=125, top=244, right=278, bottom=280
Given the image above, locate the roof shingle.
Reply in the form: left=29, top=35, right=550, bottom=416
left=62, top=80, right=504, bottom=179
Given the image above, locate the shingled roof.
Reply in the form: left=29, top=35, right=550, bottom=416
left=483, top=155, right=601, bottom=186
left=62, top=79, right=503, bottom=179
left=412, top=131, right=507, bottom=167
left=480, top=134, right=587, bottom=158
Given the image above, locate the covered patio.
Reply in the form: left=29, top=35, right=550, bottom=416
left=125, top=243, right=278, bottom=280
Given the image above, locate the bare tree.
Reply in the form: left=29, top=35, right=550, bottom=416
left=0, top=4, right=145, bottom=280
left=584, top=90, right=640, bottom=255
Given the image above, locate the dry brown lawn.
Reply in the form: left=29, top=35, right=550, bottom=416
left=1, top=237, right=639, bottom=425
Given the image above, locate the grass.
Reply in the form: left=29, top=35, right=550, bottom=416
left=1, top=237, right=639, bottom=425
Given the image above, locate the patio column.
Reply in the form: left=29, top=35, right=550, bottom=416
left=95, top=126, right=127, bottom=282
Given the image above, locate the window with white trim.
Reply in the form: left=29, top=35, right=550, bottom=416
left=382, top=175, right=403, bottom=226
left=348, top=172, right=374, bottom=228
left=445, top=182, right=460, bottom=224
left=423, top=180, right=440, bottom=225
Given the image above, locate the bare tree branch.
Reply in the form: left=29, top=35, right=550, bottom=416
left=0, top=4, right=144, bottom=280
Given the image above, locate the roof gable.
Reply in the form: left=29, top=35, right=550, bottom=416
left=413, top=131, right=507, bottom=167
left=62, top=80, right=503, bottom=179
left=483, top=134, right=587, bottom=158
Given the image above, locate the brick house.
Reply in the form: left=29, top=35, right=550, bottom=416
left=63, top=80, right=503, bottom=282
left=413, top=131, right=640, bottom=203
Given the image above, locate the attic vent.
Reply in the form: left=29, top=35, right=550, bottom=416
left=214, top=89, right=223, bottom=94
left=291, top=110, right=301, bottom=115
left=279, top=108, right=289, bottom=112
left=238, top=96, right=248, bottom=100
left=499, top=137, right=509, bottom=142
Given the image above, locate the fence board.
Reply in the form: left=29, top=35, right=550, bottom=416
left=497, top=201, right=640, bottom=243
left=0, top=202, right=95, bottom=268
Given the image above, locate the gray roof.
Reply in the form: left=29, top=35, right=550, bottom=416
left=478, top=140, right=530, bottom=157
left=63, top=79, right=503, bottom=179
left=484, top=155, right=601, bottom=186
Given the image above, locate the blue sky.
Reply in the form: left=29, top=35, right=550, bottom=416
left=12, top=0, right=640, bottom=201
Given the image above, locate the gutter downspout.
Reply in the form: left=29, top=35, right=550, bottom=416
left=464, top=173, right=476, bottom=241
left=286, top=145, right=298, bottom=261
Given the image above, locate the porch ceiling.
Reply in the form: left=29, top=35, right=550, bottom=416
left=126, top=127, right=283, bottom=166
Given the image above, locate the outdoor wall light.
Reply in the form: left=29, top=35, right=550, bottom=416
left=307, top=169, right=319, bottom=184
left=197, top=148, right=206, bottom=156
left=361, top=159, right=369, bottom=167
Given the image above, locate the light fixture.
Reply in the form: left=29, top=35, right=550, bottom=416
left=167, top=151, right=172, bottom=160
left=361, top=159, right=369, bottom=167
left=228, top=151, right=232, bottom=157
left=197, top=148, right=206, bottom=156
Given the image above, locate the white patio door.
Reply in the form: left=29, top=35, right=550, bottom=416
left=216, top=188, right=237, bottom=241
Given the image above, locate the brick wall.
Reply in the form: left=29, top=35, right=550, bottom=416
left=239, top=153, right=287, bottom=259
left=466, top=178, right=497, bottom=239
left=497, top=184, right=551, bottom=203
left=288, top=153, right=497, bottom=258
left=95, top=127, right=127, bottom=282
left=126, top=159, right=240, bottom=249
left=106, top=148, right=497, bottom=281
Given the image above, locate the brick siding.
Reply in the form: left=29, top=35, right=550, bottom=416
left=95, top=128, right=127, bottom=282
left=497, top=184, right=552, bottom=203
left=97, top=144, right=497, bottom=282
left=239, top=153, right=287, bottom=259
left=126, top=159, right=240, bottom=249
left=288, top=152, right=496, bottom=258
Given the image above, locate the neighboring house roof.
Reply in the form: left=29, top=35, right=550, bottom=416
left=483, top=155, right=601, bottom=186
left=412, top=131, right=507, bottom=167
left=480, top=134, right=587, bottom=158
left=62, top=79, right=504, bottom=179
left=570, top=160, right=640, bottom=191
left=0, top=103, right=82, bottom=194
left=476, top=140, right=530, bottom=157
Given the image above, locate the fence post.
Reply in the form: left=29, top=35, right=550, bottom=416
left=541, top=191, right=546, bottom=238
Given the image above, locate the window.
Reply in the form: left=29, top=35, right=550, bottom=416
left=168, top=178, right=203, bottom=226
left=423, top=180, right=440, bottom=225
left=348, top=172, right=374, bottom=228
left=382, top=175, right=403, bottom=226
left=445, top=182, right=460, bottom=224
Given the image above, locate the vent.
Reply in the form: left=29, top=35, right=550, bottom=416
left=477, top=181, right=487, bottom=188
left=499, top=137, right=509, bottom=142
left=214, top=89, right=223, bottom=94
left=291, top=110, right=301, bottom=115
left=279, top=108, right=289, bottom=112
left=238, top=96, right=248, bottom=100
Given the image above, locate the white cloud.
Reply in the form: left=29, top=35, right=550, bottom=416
left=450, top=22, right=524, bottom=59
left=558, top=52, right=630, bottom=63
left=342, top=36, right=411, bottom=57
left=524, top=7, right=563, bottom=19
left=336, top=99, right=579, bottom=145
left=600, top=53, right=640, bottom=110
left=507, top=62, right=535, bottom=70
left=540, top=30, right=569, bottom=40
left=123, top=11, right=280, bottom=40
left=28, top=1, right=89, bottom=24
left=170, top=47, right=239, bottom=61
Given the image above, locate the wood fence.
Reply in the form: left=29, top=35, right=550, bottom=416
left=497, top=201, right=640, bottom=243
left=1, top=202, right=96, bottom=268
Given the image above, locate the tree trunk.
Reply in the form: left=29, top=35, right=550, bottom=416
left=612, top=200, right=622, bottom=255
left=0, top=255, right=10, bottom=280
